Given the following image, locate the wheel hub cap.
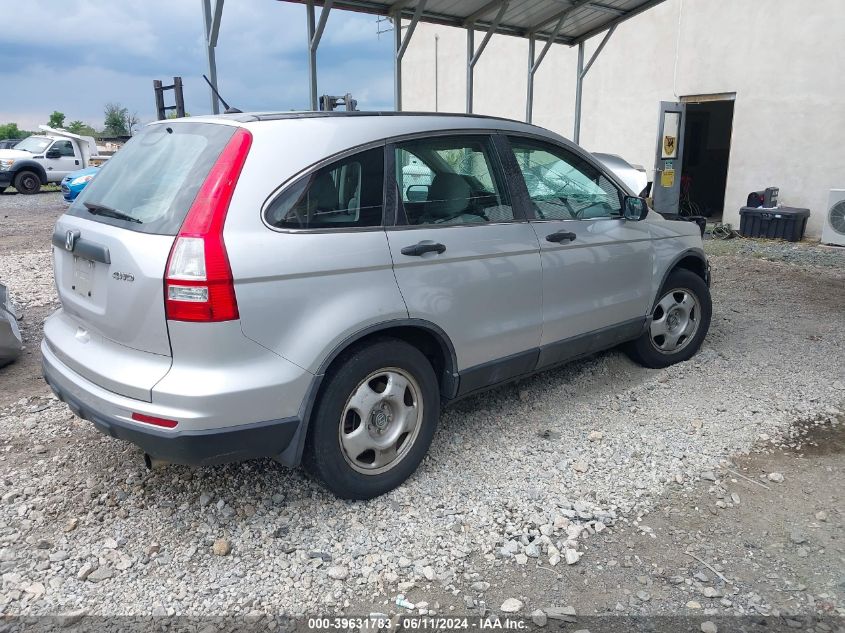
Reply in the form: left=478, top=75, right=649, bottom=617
left=339, top=368, right=423, bottom=475
left=649, top=289, right=700, bottom=354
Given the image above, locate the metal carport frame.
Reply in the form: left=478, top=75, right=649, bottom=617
left=202, top=0, right=666, bottom=140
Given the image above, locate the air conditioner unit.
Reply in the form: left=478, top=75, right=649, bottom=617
left=821, top=189, right=845, bottom=246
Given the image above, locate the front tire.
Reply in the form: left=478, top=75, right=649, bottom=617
left=303, top=339, right=440, bottom=500
left=13, top=171, right=41, bottom=195
left=626, top=268, right=712, bottom=369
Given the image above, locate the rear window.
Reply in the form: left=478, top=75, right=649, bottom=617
left=67, top=122, right=236, bottom=235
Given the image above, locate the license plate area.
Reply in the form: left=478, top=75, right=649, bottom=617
left=72, top=256, right=95, bottom=298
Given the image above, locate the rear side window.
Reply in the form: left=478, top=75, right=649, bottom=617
left=67, top=122, right=236, bottom=235
left=394, top=135, right=513, bottom=225
left=264, top=147, right=385, bottom=230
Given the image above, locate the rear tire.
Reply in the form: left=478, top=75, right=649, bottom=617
left=13, top=171, right=40, bottom=195
left=625, top=268, right=711, bottom=369
left=303, top=339, right=439, bottom=500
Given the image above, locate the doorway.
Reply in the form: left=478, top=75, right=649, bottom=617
left=679, top=95, right=735, bottom=220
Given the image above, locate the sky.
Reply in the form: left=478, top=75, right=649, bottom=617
left=0, top=0, right=396, bottom=131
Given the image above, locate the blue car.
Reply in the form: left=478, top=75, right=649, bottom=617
left=61, top=166, right=99, bottom=202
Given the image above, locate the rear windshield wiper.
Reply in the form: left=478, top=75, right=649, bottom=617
left=83, top=202, right=143, bottom=224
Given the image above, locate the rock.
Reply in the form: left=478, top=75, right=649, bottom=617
left=146, top=543, right=161, bottom=556
left=58, top=609, right=88, bottom=627
left=64, top=518, right=79, bottom=532
left=815, top=510, right=828, bottom=522
left=767, top=472, right=784, bottom=483
left=593, top=521, right=606, bottom=533
left=572, top=460, right=590, bottom=474
left=531, top=609, right=547, bottom=627
left=730, top=493, right=740, bottom=505
left=35, top=539, right=52, bottom=549
left=500, top=598, right=523, bottom=613
left=328, top=566, right=349, bottom=580
left=77, top=563, right=96, bottom=581
left=694, top=572, right=709, bottom=583
left=701, top=587, right=722, bottom=598
left=199, top=493, right=212, bottom=507
left=422, top=566, right=435, bottom=581
left=636, top=590, right=651, bottom=602
left=103, top=537, right=118, bottom=549
left=212, top=539, right=231, bottom=556
left=87, top=566, right=113, bottom=583
left=515, top=553, right=528, bottom=565
left=545, top=606, right=576, bottom=621
left=564, top=548, right=580, bottom=565
left=789, top=529, right=806, bottom=544
left=701, top=471, right=717, bottom=482
left=470, top=581, right=490, bottom=592
left=686, top=600, right=702, bottom=609
left=525, top=543, right=540, bottom=558
left=701, top=621, right=718, bottom=633
left=588, top=431, right=603, bottom=442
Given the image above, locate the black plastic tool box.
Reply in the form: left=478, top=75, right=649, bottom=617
left=738, top=206, right=810, bottom=242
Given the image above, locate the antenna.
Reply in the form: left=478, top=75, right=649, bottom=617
left=202, top=75, right=242, bottom=114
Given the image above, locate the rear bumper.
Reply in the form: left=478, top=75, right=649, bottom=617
left=42, top=340, right=303, bottom=466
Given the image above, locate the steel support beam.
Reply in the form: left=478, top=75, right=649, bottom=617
left=573, top=24, right=615, bottom=143
left=306, top=0, right=333, bottom=110
left=525, top=35, right=535, bottom=123
left=466, top=0, right=508, bottom=113
left=573, top=41, right=584, bottom=143
left=525, top=6, right=570, bottom=123
left=393, top=0, right=427, bottom=111
left=201, top=0, right=224, bottom=114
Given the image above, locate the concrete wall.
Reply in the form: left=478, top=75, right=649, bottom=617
left=401, top=0, right=845, bottom=237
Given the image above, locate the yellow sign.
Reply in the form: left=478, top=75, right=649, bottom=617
left=663, top=135, right=676, bottom=158
left=661, top=168, right=675, bottom=188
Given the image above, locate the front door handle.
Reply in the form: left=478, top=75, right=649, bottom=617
left=546, top=231, right=577, bottom=243
left=401, top=241, right=446, bottom=257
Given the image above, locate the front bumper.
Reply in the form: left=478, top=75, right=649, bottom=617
left=0, top=172, right=13, bottom=189
left=42, top=341, right=302, bottom=466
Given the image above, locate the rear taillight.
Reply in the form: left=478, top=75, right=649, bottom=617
left=164, top=128, right=252, bottom=322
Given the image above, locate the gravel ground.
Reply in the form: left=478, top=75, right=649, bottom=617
left=0, top=194, right=843, bottom=625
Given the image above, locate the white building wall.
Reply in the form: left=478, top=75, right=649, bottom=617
left=402, top=0, right=845, bottom=237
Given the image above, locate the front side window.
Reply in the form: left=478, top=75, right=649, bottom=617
left=265, top=147, right=384, bottom=230
left=509, top=138, right=622, bottom=220
left=52, top=140, right=75, bottom=157
left=395, top=136, right=513, bottom=225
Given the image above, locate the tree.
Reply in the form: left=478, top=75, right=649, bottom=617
left=0, top=123, right=31, bottom=140
left=103, top=102, right=129, bottom=136
left=127, top=111, right=141, bottom=135
left=67, top=120, right=98, bottom=136
left=48, top=111, right=66, bottom=129
left=166, top=111, right=191, bottom=119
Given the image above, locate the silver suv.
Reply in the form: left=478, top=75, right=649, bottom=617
left=42, top=113, right=711, bottom=499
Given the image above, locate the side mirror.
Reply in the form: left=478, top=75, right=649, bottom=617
left=45, top=148, right=61, bottom=159
left=406, top=184, right=430, bottom=203
left=623, top=195, right=649, bottom=221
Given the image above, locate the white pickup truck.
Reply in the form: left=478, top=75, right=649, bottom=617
left=0, top=126, right=108, bottom=195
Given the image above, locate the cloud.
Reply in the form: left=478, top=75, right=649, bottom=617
left=0, top=0, right=395, bottom=131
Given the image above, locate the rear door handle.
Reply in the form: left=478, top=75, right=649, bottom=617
left=401, top=241, right=446, bottom=257
left=546, top=231, right=577, bottom=243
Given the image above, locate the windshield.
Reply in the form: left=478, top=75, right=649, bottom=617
left=12, top=136, right=51, bottom=154
left=66, top=122, right=236, bottom=235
